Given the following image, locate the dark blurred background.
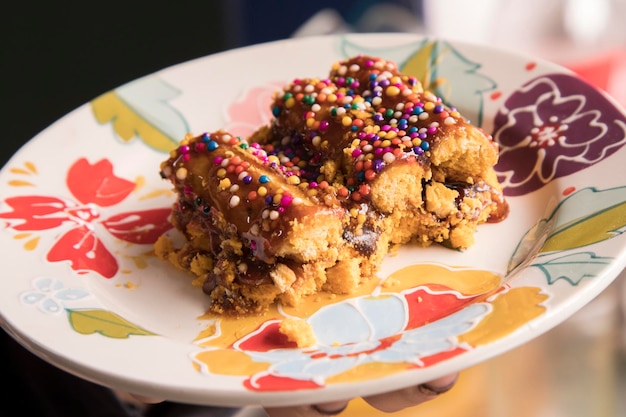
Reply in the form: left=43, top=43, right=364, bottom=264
left=2, top=0, right=425, bottom=168
left=7, top=0, right=621, bottom=169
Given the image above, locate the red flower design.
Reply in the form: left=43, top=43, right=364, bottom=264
left=67, top=158, right=136, bottom=206
left=0, top=158, right=172, bottom=278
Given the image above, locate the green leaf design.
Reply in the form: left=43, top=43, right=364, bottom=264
left=403, top=41, right=496, bottom=126
left=541, top=200, right=626, bottom=253
left=68, top=309, right=155, bottom=338
left=532, top=252, right=612, bottom=286
left=90, top=77, right=188, bottom=153
left=338, top=36, right=497, bottom=127
left=510, top=187, right=626, bottom=267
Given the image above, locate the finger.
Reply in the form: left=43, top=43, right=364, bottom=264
left=265, top=400, right=349, bottom=417
left=311, top=401, right=349, bottom=416
left=363, top=373, right=459, bottom=413
left=127, top=393, right=164, bottom=404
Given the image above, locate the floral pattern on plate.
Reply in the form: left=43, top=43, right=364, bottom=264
left=0, top=158, right=172, bottom=278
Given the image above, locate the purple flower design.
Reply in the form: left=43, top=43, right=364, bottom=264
left=493, top=73, right=626, bottom=196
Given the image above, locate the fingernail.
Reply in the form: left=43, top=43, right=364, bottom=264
left=311, top=401, right=349, bottom=415
left=418, top=374, right=458, bottom=396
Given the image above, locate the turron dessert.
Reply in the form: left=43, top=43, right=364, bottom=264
left=155, top=55, right=509, bottom=316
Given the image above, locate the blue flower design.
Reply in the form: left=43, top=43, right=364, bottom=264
left=20, top=277, right=90, bottom=315
left=241, top=297, right=489, bottom=383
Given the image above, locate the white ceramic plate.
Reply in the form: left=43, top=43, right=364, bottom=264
left=1, top=33, right=625, bottom=407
